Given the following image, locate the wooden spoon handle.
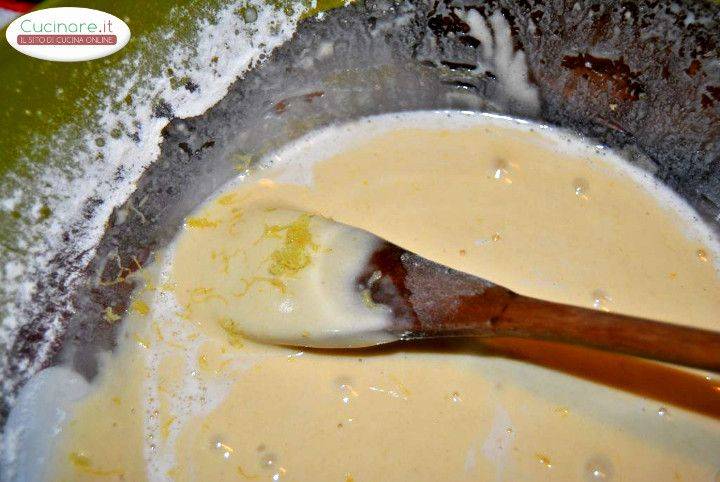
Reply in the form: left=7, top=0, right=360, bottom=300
left=477, top=295, right=720, bottom=372
left=362, top=243, right=720, bottom=372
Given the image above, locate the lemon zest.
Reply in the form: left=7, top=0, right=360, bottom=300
left=186, top=216, right=219, bottom=228
left=68, top=452, right=124, bottom=477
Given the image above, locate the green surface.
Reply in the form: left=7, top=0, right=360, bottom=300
left=0, top=0, right=346, bottom=253
left=0, top=0, right=344, bottom=177
left=0, top=0, right=183, bottom=175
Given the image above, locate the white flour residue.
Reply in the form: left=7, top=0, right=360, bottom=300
left=141, top=262, right=206, bottom=481
left=481, top=404, right=516, bottom=481
left=458, top=9, right=540, bottom=115
left=0, top=0, right=303, bottom=411
left=143, top=248, right=266, bottom=480
left=0, top=366, right=91, bottom=482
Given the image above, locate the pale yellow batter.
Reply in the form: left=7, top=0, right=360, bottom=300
left=45, top=112, right=720, bottom=482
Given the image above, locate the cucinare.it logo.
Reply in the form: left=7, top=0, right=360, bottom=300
left=5, top=7, right=131, bottom=62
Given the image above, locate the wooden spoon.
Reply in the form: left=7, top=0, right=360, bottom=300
left=358, top=241, right=720, bottom=372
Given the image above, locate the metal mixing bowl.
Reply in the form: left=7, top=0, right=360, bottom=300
left=1, top=0, right=718, bottom=426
